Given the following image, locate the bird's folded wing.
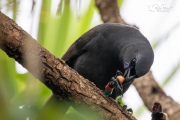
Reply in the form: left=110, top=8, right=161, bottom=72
left=61, top=24, right=104, bottom=62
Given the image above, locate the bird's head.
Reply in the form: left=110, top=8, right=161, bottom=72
left=118, top=43, right=154, bottom=94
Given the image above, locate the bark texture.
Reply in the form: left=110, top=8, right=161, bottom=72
left=95, top=0, right=126, bottom=24
left=95, top=0, right=180, bottom=119
left=0, top=11, right=136, bottom=120
left=134, top=72, right=180, bottom=120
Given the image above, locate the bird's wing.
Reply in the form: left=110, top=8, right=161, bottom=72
left=62, top=24, right=103, bottom=62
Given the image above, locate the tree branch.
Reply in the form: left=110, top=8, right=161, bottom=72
left=95, top=0, right=126, bottom=24
left=95, top=0, right=180, bottom=119
left=0, top=11, right=136, bottom=120
left=134, top=72, right=180, bottom=120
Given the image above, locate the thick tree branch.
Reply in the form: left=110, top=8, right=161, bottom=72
left=95, top=0, right=126, bottom=24
left=134, top=72, right=180, bottom=120
left=95, top=0, right=180, bottom=119
left=0, top=11, right=136, bottom=120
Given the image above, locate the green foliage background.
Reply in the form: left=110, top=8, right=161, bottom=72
left=0, top=0, right=103, bottom=120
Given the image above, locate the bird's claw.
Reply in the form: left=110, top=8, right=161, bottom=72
left=113, top=77, right=124, bottom=96
left=122, top=105, right=133, bottom=114
left=122, top=105, right=127, bottom=110
left=115, top=70, right=123, bottom=77
left=127, top=108, right=133, bottom=114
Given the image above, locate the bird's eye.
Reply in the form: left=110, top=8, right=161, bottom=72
left=124, top=62, right=129, bottom=69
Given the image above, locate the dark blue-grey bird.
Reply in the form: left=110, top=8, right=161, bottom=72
left=62, top=23, right=154, bottom=99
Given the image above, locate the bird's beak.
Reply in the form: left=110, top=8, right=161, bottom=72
left=114, top=68, right=136, bottom=96
left=123, top=68, right=136, bottom=83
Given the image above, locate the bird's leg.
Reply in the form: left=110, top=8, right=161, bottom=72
left=104, top=77, right=118, bottom=96
left=104, top=71, right=124, bottom=97
left=104, top=70, right=126, bottom=96
left=115, top=70, right=123, bottom=77
left=103, top=71, right=134, bottom=114
left=115, top=71, right=134, bottom=114
left=104, top=78, right=115, bottom=96
left=127, top=108, right=133, bottom=114
left=121, top=104, right=133, bottom=114
left=115, top=71, right=125, bottom=96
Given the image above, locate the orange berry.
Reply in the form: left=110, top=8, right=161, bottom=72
left=117, top=75, right=125, bottom=84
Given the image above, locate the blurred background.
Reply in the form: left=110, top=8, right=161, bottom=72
left=0, top=0, right=180, bottom=120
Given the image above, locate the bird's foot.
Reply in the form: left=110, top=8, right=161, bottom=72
left=122, top=105, right=133, bottom=114
left=116, top=97, right=133, bottom=114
